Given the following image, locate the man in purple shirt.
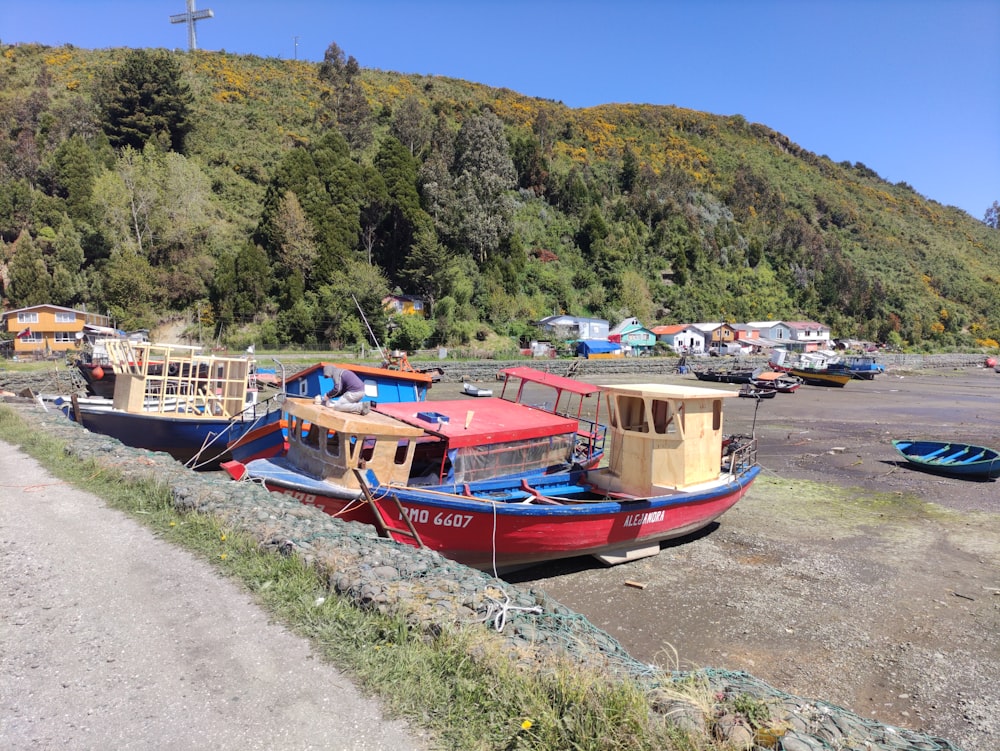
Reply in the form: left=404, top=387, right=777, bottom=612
left=322, top=365, right=370, bottom=414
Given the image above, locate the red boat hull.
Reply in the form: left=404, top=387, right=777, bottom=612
left=260, top=467, right=759, bottom=572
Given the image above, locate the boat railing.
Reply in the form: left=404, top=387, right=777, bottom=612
left=724, top=434, right=758, bottom=476
left=573, top=416, right=607, bottom=465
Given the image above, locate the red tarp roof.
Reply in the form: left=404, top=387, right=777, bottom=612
left=498, top=366, right=600, bottom=396
left=375, top=397, right=578, bottom=449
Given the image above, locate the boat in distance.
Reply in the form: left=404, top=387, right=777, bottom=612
left=226, top=382, right=759, bottom=573
left=891, top=439, right=1000, bottom=479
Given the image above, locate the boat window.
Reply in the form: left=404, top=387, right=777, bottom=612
left=618, top=395, right=648, bottom=433
left=713, top=400, right=722, bottom=431
left=394, top=439, right=410, bottom=465
left=360, top=437, right=376, bottom=463
left=324, top=430, right=340, bottom=458
left=304, top=422, right=320, bottom=447
left=289, top=415, right=303, bottom=444
left=650, top=399, right=675, bottom=434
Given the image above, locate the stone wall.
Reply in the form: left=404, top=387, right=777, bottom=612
left=436, top=352, right=991, bottom=384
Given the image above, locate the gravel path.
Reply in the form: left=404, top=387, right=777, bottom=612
left=0, top=441, right=427, bottom=751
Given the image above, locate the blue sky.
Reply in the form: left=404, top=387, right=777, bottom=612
left=4, top=1, right=998, bottom=221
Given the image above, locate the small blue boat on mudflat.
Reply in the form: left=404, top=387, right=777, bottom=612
left=892, top=440, right=1000, bottom=479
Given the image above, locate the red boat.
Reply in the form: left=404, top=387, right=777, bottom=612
left=748, top=370, right=803, bottom=393
left=224, top=383, right=758, bottom=573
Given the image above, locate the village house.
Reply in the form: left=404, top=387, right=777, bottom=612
left=651, top=324, right=706, bottom=354
left=609, top=317, right=657, bottom=355
left=382, top=294, right=426, bottom=317
left=2, top=305, right=113, bottom=358
left=691, top=322, right=738, bottom=346
left=784, top=321, right=832, bottom=352
left=536, top=314, right=609, bottom=342
left=745, top=321, right=793, bottom=345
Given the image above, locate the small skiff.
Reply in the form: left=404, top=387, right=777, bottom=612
left=891, top=440, right=1000, bottom=479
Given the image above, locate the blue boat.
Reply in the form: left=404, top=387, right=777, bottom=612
left=226, top=362, right=435, bottom=464
left=892, top=439, right=1000, bottom=479
left=64, top=341, right=262, bottom=470
left=826, top=355, right=885, bottom=380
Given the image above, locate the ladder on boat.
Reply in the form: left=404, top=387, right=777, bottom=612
left=351, top=469, right=424, bottom=548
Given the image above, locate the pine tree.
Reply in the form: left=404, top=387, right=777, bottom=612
left=97, top=50, right=193, bottom=153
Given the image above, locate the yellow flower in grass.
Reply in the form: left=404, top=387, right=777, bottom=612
left=521, top=720, right=533, bottom=730
left=219, top=553, right=227, bottom=560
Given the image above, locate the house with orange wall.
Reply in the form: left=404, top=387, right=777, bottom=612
left=2, top=305, right=112, bottom=357
left=382, top=295, right=426, bottom=317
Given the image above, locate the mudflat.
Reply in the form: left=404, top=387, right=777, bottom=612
left=499, top=366, right=1000, bottom=751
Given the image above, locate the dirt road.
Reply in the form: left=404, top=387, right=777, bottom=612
left=0, top=441, right=426, bottom=751
left=501, top=367, right=1000, bottom=751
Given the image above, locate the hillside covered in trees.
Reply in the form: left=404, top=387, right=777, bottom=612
left=2, top=43, right=999, bottom=353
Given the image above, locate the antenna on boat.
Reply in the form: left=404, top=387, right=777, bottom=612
left=352, top=294, right=387, bottom=361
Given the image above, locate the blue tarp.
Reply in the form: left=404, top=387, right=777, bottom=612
left=575, top=339, right=622, bottom=358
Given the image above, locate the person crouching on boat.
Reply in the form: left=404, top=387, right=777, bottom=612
left=322, top=365, right=370, bottom=414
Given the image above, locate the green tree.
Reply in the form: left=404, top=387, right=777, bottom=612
left=100, top=248, right=159, bottom=328
left=0, top=179, right=35, bottom=241
left=399, top=223, right=455, bottom=307
left=449, top=110, right=516, bottom=263
left=986, top=201, right=999, bottom=229
left=50, top=221, right=86, bottom=305
left=373, top=137, right=431, bottom=280
left=317, top=42, right=372, bottom=150
left=612, top=268, right=655, bottom=323
left=211, top=243, right=272, bottom=328
left=620, top=145, right=639, bottom=194
left=91, top=145, right=216, bottom=308
left=46, top=135, right=98, bottom=223
left=388, top=313, right=433, bottom=352
left=390, top=96, right=432, bottom=157
left=316, top=259, right=390, bottom=349
left=6, top=231, right=51, bottom=307
left=274, top=190, right=318, bottom=283
left=97, top=49, right=193, bottom=153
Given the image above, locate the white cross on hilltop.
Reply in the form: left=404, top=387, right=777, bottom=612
left=170, top=0, right=214, bottom=51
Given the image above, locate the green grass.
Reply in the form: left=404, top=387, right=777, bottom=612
left=0, top=404, right=725, bottom=750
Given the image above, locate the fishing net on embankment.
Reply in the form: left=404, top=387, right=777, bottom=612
left=509, top=606, right=963, bottom=751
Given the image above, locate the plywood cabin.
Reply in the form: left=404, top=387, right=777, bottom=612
left=284, top=397, right=426, bottom=491
left=590, top=383, right=735, bottom=496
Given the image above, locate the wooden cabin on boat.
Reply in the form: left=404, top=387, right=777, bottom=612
left=105, top=340, right=253, bottom=418
left=284, top=397, right=426, bottom=490
left=589, top=383, right=737, bottom=497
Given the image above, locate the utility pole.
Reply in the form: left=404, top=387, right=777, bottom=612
left=293, top=36, right=299, bottom=60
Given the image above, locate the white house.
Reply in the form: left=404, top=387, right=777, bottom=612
left=745, top=321, right=793, bottom=343
left=784, top=321, right=832, bottom=351
left=650, top=324, right=706, bottom=354
left=536, top=315, right=609, bottom=341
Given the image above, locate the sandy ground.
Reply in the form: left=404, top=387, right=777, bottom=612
left=493, top=367, right=1000, bottom=751
left=0, top=442, right=427, bottom=751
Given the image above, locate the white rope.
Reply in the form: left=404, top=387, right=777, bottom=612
left=490, top=500, right=499, bottom=579
left=479, top=591, right=542, bottom=633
